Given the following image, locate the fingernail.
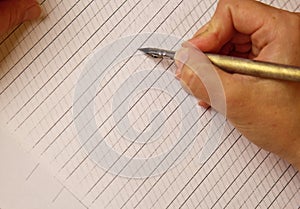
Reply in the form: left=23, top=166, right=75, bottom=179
left=38, top=7, right=47, bottom=19
left=181, top=41, right=196, bottom=49
left=189, top=34, right=207, bottom=46
left=198, top=101, right=210, bottom=109
left=192, top=28, right=209, bottom=39
left=23, top=5, right=42, bottom=21
left=181, top=41, right=190, bottom=48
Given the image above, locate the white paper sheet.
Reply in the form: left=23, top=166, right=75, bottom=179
left=0, top=0, right=299, bottom=208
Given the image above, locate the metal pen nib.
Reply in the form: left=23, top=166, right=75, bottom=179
left=139, top=48, right=175, bottom=59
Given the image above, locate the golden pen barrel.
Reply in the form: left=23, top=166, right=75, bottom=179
left=206, top=53, right=300, bottom=82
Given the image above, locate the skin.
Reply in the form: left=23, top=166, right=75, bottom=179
left=177, top=0, right=300, bottom=170
left=0, top=0, right=41, bottom=35
left=0, top=0, right=299, bottom=169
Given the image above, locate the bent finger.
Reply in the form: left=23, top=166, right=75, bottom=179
left=189, top=0, right=279, bottom=53
left=0, top=0, right=41, bottom=35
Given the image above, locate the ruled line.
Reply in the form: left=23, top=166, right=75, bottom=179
left=61, top=0, right=183, bottom=180
left=0, top=0, right=83, bottom=93
left=164, top=133, right=242, bottom=209
left=0, top=0, right=56, bottom=68
left=267, top=170, right=299, bottom=208
left=4, top=0, right=113, bottom=123
left=0, top=0, right=298, bottom=208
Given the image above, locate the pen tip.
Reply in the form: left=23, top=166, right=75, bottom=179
left=138, top=47, right=164, bottom=58
left=138, top=48, right=150, bottom=54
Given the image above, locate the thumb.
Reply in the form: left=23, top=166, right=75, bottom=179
left=0, top=0, right=41, bottom=35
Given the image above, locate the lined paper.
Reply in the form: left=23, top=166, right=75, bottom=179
left=0, top=0, right=299, bottom=208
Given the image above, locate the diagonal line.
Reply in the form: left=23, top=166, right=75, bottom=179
left=267, top=170, right=299, bottom=208
left=5, top=0, right=119, bottom=123
left=254, top=164, right=291, bottom=209
left=222, top=152, right=271, bottom=208
left=41, top=0, right=161, bottom=156
left=0, top=0, right=57, bottom=67
left=61, top=0, right=181, bottom=180
left=165, top=133, right=241, bottom=209
left=199, top=148, right=263, bottom=208
left=0, top=0, right=84, bottom=93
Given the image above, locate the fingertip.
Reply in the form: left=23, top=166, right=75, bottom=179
left=181, top=41, right=193, bottom=48
left=23, top=4, right=42, bottom=21
left=175, top=72, right=181, bottom=80
left=198, top=101, right=211, bottom=109
left=0, top=0, right=42, bottom=35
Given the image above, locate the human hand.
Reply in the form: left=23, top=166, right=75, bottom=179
left=176, top=0, right=300, bottom=169
left=0, top=0, right=41, bottom=35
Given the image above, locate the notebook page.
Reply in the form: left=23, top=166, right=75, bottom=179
left=0, top=122, right=87, bottom=209
left=0, top=0, right=299, bottom=208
